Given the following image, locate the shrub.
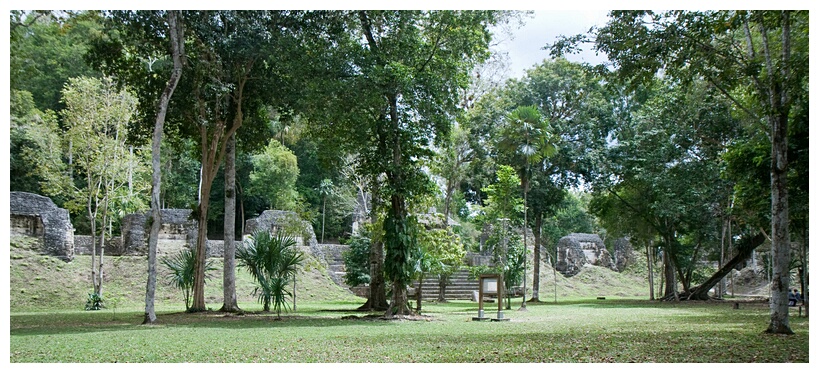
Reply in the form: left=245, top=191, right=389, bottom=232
left=160, top=246, right=217, bottom=310
left=84, top=292, right=104, bottom=310
left=237, top=229, right=304, bottom=318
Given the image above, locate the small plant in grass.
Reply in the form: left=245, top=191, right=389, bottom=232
left=84, top=292, right=104, bottom=310
left=160, top=246, right=217, bottom=310
left=237, top=229, right=304, bottom=319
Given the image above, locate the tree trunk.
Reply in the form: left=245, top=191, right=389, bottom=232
left=415, top=276, right=423, bottom=313
left=530, top=213, right=542, bottom=302
left=144, top=10, right=184, bottom=324
left=382, top=92, right=412, bottom=317
left=358, top=239, right=388, bottom=311
left=88, top=194, right=99, bottom=295
left=762, top=11, right=793, bottom=334
left=358, top=192, right=388, bottom=312
left=190, top=80, right=247, bottom=313
left=718, top=219, right=728, bottom=298
left=191, top=194, right=210, bottom=312
left=220, top=133, right=240, bottom=313
left=662, top=243, right=677, bottom=300
left=800, top=226, right=808, bottom=317
left=387, top=283, right=410, bottom=316
left=97, top=213, right=106, bottom=298
left=666, top=234, right=765, bottom=301
left=437, top=273, right=448, bottom=303
left=520, top=177, right=528, bottom=310
left=647, top=242, right=654, bottom=300
left=321, top=196, right=326, bottom=243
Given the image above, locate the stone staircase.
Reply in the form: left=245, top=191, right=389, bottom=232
left=321, top=244, right=348, bottom=287
left=411, top=269, right=479, bottom=301
left=320, top=244, right=480, bottom=301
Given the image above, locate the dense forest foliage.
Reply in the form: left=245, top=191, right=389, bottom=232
left=9, top=10, right=807, bottom=330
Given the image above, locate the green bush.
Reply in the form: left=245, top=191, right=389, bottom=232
left=237, top=229, right=304, bottom=318
left=160, top=246, right=217, bottom=310
left=343, top=230, right=372, bottom=288
left=84, top=292, right=103, bottom=310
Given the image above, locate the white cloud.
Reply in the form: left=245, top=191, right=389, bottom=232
left=497, top=10, right=611, bottom=79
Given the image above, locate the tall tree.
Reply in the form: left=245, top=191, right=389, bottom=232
left=305, top=11, right=502, bottom=316
left=58, top=76, right=141, bottom=299
left=171, top=11, right=315, bottom=311
left=146, top=11, right=186, bottom=321
left=220, top=133, right=240, bottom=312
left=580, top=11, right=808, bottom=334
left=495, top=105, right=556, bottom=309
left=89, top=10, right=186, bottom=323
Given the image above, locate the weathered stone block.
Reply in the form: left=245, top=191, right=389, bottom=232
left=555, top=233, right=615, bottom=277
left=9, top=192, right=74, bottom=261
left=121, top=209, right=198, bottom=255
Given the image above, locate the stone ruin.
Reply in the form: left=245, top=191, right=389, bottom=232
left=120, top=209, right=198, bottom=256
left=244, top=210, right=319, bottom=247
left=555, top=233, right=616, bottom=277
left=613, top=237, right=635, bottom=272
left=9, top=191, right=74, bottom=261
left=245, top=210, right=348, bottom=286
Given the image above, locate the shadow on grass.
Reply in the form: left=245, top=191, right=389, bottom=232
left=10, top=308, right=407, bottom=337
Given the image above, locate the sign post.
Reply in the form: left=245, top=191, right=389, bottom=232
left=473, top=274, right=508, bottom=321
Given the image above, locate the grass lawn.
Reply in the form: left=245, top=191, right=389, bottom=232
left=9, top=298, right=809, bottom=363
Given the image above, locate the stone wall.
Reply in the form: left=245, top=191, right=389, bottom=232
left=244, top=210, right=332, bottom=272
left=555, top=233, right=615, bottom=277
left=121, top=209, right=198, bottom=256
left=9, top=192, right=74, bottom=261
left=74, top=235, right=123, bottom=256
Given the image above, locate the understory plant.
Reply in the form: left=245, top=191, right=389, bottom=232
left=237, top=229, right=304, bottom=318
left=160, top=246, right=217, bottom=310
left=84, top=292, right=103, bottom=310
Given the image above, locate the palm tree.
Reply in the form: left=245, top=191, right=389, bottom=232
left=160, top=246, right=217, bottom=310
left=497, top=105, right=556, bottom=309
left=318, top=179, right=334, bottom=243
left=237, top=229, right=304, bottom=318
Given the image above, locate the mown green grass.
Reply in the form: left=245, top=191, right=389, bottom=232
left=10, top=299, right=808, bottom=363
left=8, top=236, right=808, bottom=363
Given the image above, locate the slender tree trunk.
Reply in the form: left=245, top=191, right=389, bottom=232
left=646, top=241, right=654, bottom=300
left=415, top=275, right=423, bottom=313
left=658, top=253, right=665, bottom=300
left=553, top=249, right=558, bottom=303
left=763, top=11, right=793, bottom=335
left=718, top=219, right=727, bottom=298
left=530, top=213, right=542, bottom=302
left=191, top=191, right=211, bottom=312
left=321, top=196, right=326, bottom=243
left=98, top=210, right=107, bottom=298
left=190, top=74, right=247, bottom=312
left=800, top=226, right=808, bottom=317
left=144, top=10, right=184, bottom=324
left=88, top=194, right=98, bottom=295
left=520, top=177, right=528, bottom=310
left=220, top=133, right=240, bottom=312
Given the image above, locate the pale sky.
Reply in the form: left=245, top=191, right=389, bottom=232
left=498, top=10, right=611, bottom=79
